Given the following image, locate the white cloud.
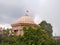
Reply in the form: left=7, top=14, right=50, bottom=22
left=34, top=14, right=43, bottom=24
left=0, top=0, right=60, bottom=36
left=0, top=24, right=12, bottom=29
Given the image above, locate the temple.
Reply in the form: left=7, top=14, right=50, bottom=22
left=11, top=10, right=39, bottom=36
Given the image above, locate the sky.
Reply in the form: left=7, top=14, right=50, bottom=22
left=0, top=0, right=60, bottom=36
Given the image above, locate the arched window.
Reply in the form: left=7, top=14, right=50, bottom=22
left=14, top=30, right=18, bottom=33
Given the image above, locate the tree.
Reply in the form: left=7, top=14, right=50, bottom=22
left=39, top=21, right=53, bottom=36
left=23, top=26, right=56, bottom=45
left=0, top=25, right=56, bottom=45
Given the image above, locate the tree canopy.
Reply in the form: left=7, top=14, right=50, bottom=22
left=39, top=21, right=53, bottom=36
left=0, top=25, right=56, bottom=45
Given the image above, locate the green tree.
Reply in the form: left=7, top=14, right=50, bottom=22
left=39, top=21, right=53, bottom=36
left=23, top=26, right=56, bottom=45
left=0, top=25, right=56, bottom=45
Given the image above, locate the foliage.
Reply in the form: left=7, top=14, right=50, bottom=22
left=0, top=26, right=56, bottom=45
left=39, top=21, right=53, bottom=36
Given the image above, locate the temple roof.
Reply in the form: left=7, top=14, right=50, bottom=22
left=13, top=10, right=35, bottom=24
left=16, top=14, right=35, bottom=24
left=11, top=10, right=39, bottom=27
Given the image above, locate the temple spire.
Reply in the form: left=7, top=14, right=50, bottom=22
left=26, top=10, right=29, bottom=13
left=25, top=10, right=29, bottom=16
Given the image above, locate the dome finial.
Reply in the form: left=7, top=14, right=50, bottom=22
left=26, top=10, right=29, bottom=13
left=25, top=10, right=29, bottom=16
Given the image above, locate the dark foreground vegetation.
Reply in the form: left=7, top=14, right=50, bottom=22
left=0, top=21, right=56, bottom=45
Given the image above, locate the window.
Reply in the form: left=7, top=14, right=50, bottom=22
left=14, top=30, right=18, bottom=33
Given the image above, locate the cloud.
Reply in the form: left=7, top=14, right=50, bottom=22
left=0, top=0, right=60, bottom=36
left=0, top=24, right=12, bottom=29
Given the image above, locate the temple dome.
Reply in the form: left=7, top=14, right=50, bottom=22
left=15, top=10, right=35, bottom=24
left=16, top=15, right=35, bottom=24
left=11, top=10, right=39, bottom=27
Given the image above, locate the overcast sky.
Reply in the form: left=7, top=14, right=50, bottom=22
left=0, top=0, right=60, bottom=36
